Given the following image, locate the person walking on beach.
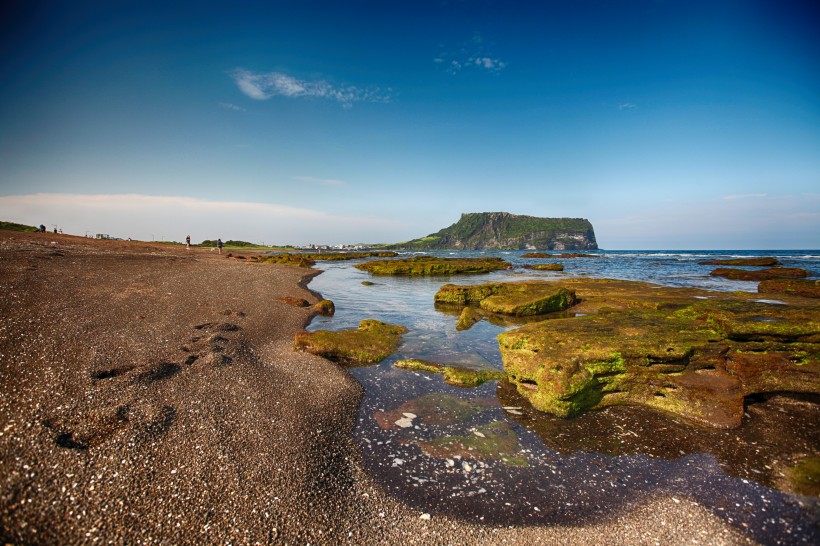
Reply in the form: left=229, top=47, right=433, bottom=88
left=217, top=238, right=223, bottom=255
left=186, top=235, right=191, bottom=249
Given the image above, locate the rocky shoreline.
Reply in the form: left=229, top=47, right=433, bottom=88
left=0, top=231, right=756, bottom=544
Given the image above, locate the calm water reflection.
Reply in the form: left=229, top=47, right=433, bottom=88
left=306, top=251, right=819, bottom=542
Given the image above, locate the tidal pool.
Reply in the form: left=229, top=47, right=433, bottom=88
left=306, top=252, right=819, bottom=543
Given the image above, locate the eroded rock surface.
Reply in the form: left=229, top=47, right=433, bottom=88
left=497, top=279, right=820, bottom=429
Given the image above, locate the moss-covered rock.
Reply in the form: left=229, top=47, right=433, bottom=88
left=759, top=278, right=820, bottom=299
left=699, top=257, right=781, bottom=266
left=294, top=320, right=407, bottom=365
left=521, top=252, right=552, bottom=258
left=523, top=263, right=564, bottom=271
left=710, top=267, right=810, bottom=281
left=355, top=256, right=510, bottom=276
left=435, top=281, right=576, bottom=317
left=456, top=307, right=486, bottom=331
left=497, top=279, right=820, bottom=429
left=257, top=254, right=316, bottom=268
left=395, top=359, right=505, bottom=387
left=312, top=299, right=335, bottom=316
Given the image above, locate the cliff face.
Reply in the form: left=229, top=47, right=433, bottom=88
left=394, top=212, right=598, bottom=251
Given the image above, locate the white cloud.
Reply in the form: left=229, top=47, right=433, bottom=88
left=618, top=102, right=637, bottom=110
left=293, top=176, right=346, bottom=186
left=0, top=193, right=399, bottom=245
left=436, top=33, right=507, bottom=74
left=218, top=102, right=246, bottom=112
left=230, top=69, right=392, bottom=107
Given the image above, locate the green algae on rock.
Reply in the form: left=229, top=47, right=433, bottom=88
left=294, top=319, right=407, bottom=365
left=417, top=420, right=528, bottom=466
left=759, top=278, right=820, bottom=299
left=395, top=359, right=505, bottom=387
left=522, top=263, right=564, bottom=271
left=699, top=257, right=782, bottom=266
left=312, top=299, right=335, bottom=316
left=435, top=281, right=576, bottom=317
left=709, top=267, right=811, bottom=281
left=497, top=279, right=820, bottom=429
left=355, top=256, right=510, bottom=276
left=257, top=254, right=316, bottom=268
left=783, top=456, right=820, bottom=497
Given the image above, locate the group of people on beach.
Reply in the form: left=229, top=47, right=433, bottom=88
left=186, top=235, right=222, bottom=254
left=38, top=224, right=61, bottom=234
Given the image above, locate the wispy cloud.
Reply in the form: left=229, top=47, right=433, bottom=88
left=435, top=33, right=507, bottom=75
left=293, top=176, right=346, bottom=186
left=722, top=193, right=768, bottom=200
left=219, top=102, right=245, bottom=112
left=230, top=69, right=392, bottom=107
left=618, top=102, right=637, bottom=110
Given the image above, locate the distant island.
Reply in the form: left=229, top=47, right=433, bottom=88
left=388, top=212, right=598, bottom=251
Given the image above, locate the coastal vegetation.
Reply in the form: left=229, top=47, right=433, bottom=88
left=0, top=221, right=38, bottom=232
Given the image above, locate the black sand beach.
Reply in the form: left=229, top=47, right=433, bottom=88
left=0, top=231, right=752, bottom=544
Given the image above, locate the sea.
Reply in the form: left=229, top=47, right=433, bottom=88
left=305, top=250, right=819, bottom=543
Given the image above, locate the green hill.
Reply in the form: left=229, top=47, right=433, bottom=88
left=390, top=212, right=598, bottom=251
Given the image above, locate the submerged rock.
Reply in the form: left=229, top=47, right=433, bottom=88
left=417, top=420, right=528, bottom=466
left=355, top=256, right=510, bottom=276
left=759, top=278, right=820, bottom=299
left=709, top=267, right=810, bottom=281
left=294, top=320, right=407, bottom=365
left=497, top=279, right=820, bottom=429
left=394, top=359, right=505, bottom=387
left=435, top=281, right=576, bottom=317
left=373, top=393, right=496, bottom=429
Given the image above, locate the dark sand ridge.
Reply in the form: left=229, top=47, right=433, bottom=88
left=0, top=231, right=749, bottom=544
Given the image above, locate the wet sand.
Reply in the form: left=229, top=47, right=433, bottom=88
left=0, top=231, right=750, bottom=544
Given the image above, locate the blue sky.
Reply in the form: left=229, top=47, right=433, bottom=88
left=1, top=0, right=818, bottom=248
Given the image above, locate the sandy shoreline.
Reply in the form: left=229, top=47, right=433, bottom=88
left=0, top=231, right=751, bottom=544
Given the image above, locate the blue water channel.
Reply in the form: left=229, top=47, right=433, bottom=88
left=306, top=250, right=820, bottom=543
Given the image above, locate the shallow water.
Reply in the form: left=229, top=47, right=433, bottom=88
left=306, top=250, right=820, bottom=542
